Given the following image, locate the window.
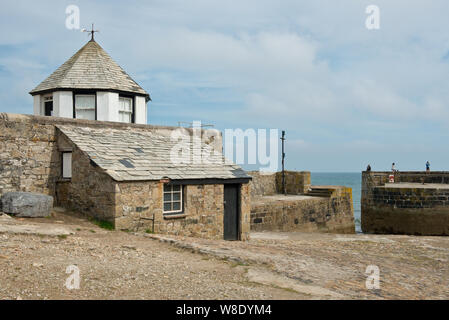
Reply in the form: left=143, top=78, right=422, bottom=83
left=163, top=184, right=183, bottom=214
left=44, top=96, right=53, bottom=116
left=75, top=95, right=95, bottom=120
left=119, top=96, right=133, bottom=123
left=62, top=152, right=72, bottom=179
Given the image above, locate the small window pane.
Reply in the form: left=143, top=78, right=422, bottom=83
left=173, top=202, right=181, bottom=211
left=119, top=111, right=132, bottom=123
left=76, top=109, right=95, bottom=120
left=163, top=184, right=183, bottom=213
left=75, top=95, right=95, bottom=108
left=119, top=97, right=133, bottom=123
left=75, top=95, right=95, bottom=120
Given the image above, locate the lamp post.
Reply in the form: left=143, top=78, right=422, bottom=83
left=281, top=130, right=286, bottom=195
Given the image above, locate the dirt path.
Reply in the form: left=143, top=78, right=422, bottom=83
left=0, top=211, right=303, bottom=300
left=147, top=232, right=449, bottom=299
left=1, top=210, right=448, bottom=300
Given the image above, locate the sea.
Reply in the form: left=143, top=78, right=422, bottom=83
left=311, top=172, right=362, bottom=233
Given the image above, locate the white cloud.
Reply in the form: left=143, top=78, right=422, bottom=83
left=1, top=0, right=449, bottom=170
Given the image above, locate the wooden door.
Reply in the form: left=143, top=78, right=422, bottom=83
left=224, top=184, right=240, bottom=240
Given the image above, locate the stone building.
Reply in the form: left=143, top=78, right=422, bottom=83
left=29, top=38, right=150, bottom=124
left=0, top=114, right=251, bottom=240
left=1, top=36, right=252, bottom=240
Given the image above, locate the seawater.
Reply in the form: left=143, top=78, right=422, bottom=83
left=311, top=172, right=362, bottom=233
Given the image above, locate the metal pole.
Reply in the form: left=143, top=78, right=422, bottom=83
left=281, top=130, right=286, bottom=195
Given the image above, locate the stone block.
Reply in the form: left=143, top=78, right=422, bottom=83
left=1, top=192, right=53, bottom=217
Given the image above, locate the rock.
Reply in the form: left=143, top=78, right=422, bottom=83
left=1, top=192, right=53, bottom=218
left=0, top=212, right=12, bottom=219
left=121, top=244, right=137, bottom=250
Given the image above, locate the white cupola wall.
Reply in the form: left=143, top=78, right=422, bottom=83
left=32, top=91, right=147, bottom=124
left=30, top=39, right=150, bottom=124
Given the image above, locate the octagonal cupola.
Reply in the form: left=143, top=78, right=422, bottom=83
left=29, top=38, right=150, bottom=124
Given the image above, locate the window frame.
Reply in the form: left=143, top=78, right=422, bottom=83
left=42, top=94, right=53, bottom=116
left=61, top=151, right=72, bottom=179
left=118, top=96, right=134, bottom=123
left=163, top=184, right=184, bottom=215
left=118, top=94, right=135, bottom=123
left=73, top=91, right=97, bottom=120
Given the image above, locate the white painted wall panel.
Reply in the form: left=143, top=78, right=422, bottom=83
left=135, top=96, right=147, bottom=124
left=53, top=91, right=73, bottom=118
left=62, top=152, right=72, bottom=178
left=33, top=95, right=41, bottom=116
left=97, top=91, right=119, bottom=122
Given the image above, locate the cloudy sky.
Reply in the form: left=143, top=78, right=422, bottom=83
left=1, top=1, right=449, bottom=172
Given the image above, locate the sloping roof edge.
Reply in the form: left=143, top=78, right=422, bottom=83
left=29, top=40, right=150, bottom=99
left=55, top=124, right=251, bottom=183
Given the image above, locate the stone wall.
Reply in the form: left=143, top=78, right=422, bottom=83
left=114, top=181, right=251, bottom=240
left=0, top=113, right=60, bottom=198
left=248, top=170, right=311, bottom=197
left=240, top=183, right=251, bottom=240
left=251, top=187, right=354, bottom=234
left=275, top=171, right=311, bottom=194
left=0, top=113, right=251, bottom=240
left=55, top=132, right=117, bottom=222
left=362, top=171, right=449, bottom=235
left=247, top=171, right=276, bottom=197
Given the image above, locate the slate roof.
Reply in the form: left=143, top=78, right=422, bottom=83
left=56, top=125, right=250, bottom=182
left=30, top=40, right=150, bottom=100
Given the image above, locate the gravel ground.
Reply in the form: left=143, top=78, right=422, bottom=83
left=153, top=232, right=449, bottom=299
left=1, top=210, right=448, bottom=300
left=0, top=212, right=303, bottom=300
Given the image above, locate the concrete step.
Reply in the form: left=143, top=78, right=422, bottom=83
left=307, top=188, right=333, bottom=197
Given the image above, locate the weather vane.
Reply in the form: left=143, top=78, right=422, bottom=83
left=81, top=23, right=99, bottom=41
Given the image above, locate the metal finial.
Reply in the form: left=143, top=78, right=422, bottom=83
left=82, top=23, right=99, bottom=41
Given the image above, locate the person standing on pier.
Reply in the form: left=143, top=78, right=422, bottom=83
left=426, top=161, right=430, bottom=172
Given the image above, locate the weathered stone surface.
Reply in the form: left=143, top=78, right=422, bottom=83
left=248, top=171, right=354, bottom=234
left=144, top=232, right=449, bottom=299
left=275, top=171, right=311, bottom=194
left=362, top=171, right=449, bottom=235
left=248, top=170, right=311, bottom=197
left=247, top=171, right=277, bottom=197
left=0, top=214, right=72, bottom=236
left=1, top=192, right=53, bottom=217
left=251, top=188, right=355, bottom=234
left=0, top=114, right=59, bottom=198
left=114, top=181, right=251, bottom=240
